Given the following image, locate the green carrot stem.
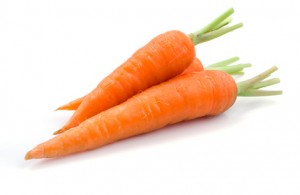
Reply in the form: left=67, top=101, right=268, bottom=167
left=237, top=66, right=282, bottom=96
left=238, top=90, right=283, bottom=96
left=207, top=63, right=252, bottom=74
left=192, top=23, right=243, bottom=45
left=253, top=78, right=280, bottom=89
left=211, top=17, right=233, bottom=31
left=188, top=8, right=243, bottom=45
left=239, top=66, right=278, bottom=86
left=232, top=71, right=245, bottom=75
left=205, top=57, right=250, bottom=75
left=206, top=56, right=240, bottom=68
left=194, top=8, right=234, bottom=35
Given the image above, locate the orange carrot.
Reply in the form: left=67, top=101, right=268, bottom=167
left=55, top=8, right=243, bottom=134
left=182, top=58, right=204, bottom=74
left=55, top=58, right=204, bottom=111
left=25, top=67, right=281, bottom=159
left=55, top=56, right=249, bottom=111
left=26, top=71, right=236, bottom=159
left=55, top=30, right=195, bottom=133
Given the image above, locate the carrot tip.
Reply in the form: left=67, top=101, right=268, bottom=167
left=54, top=107, right=61, bottom=111
left=53, top=128, right=64, bottom=135
left=54, top=105, right=71, bottom=111
left=25, top=153, right=31, bottom=160
left=25, top=145, right=46, bottom=160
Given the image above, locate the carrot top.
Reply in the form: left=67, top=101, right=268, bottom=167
left=188, top=8, right=243, bottom=45
left=237, top=66, right=282, bottom=96
left=207, top=59, right=282, bottom=96
left=205, top=56, right=251, bottom=75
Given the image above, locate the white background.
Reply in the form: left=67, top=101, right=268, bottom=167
left=0, top=0, right=299, bottom=194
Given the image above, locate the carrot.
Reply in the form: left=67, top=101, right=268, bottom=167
left=54, top=8, right=243, bottom=134
left=55, top=56, right=250, bottom=111
left=182, top=58, right=204, bottom=73
left=55, top=58, right=204, bottom=111
left=25, top=67, right=281, bottom=159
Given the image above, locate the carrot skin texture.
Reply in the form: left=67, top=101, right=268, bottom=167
left=26, top=70, right=237, bottom=159
left=57, top=30, right=196, bottom=133
left=181, top=58, right=204, bottom=74
left=56, top=58, right=204, bottom=111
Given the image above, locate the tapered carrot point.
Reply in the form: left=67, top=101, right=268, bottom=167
left=25, top=146, right=44, bottom=160
left=25, top=153, right=32, bottom=160
left=55, top=105, right=68, bottom=111
left=53, top=128, right=66, bottom=135
left=55, top=97, right=84, bottom=111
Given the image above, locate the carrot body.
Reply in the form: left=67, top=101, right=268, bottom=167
left=56, top=58, right=204, bottom=111
left=181, top=58, right=204, bottom=74
left=26, top=70, right=237, bottom=159
left=56, top=30, right=196, bottom=133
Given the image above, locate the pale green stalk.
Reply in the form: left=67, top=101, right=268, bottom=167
left=188, top=8, right=243, bottom=45
left=206, top=56, right=240, bottom=68
left=237, top=66, right=282, bottom=96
